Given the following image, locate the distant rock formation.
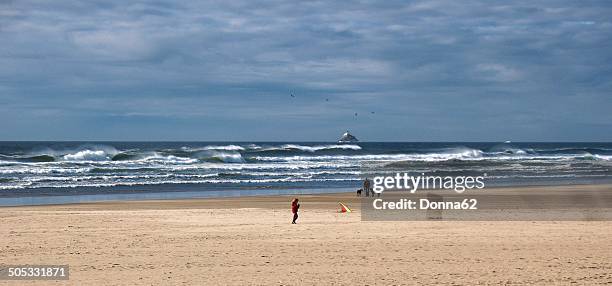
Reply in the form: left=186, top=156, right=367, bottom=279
left=338, top=131, right=358, bottom=143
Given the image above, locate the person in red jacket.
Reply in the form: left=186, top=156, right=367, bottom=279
left=291, top=198, right=300, bottom=224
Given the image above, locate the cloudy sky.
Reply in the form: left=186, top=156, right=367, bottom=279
left=1, top=0, right=611, bottom=141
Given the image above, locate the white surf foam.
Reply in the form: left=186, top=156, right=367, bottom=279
left=183, top=145, right=246, bottom=151
left=209, top=151, right=245, bottom=163
left=258, top=144, right=362, bottom=152
left=595, top=155, right=612, bottom=161
left=63, top=150, right=112, bottom=161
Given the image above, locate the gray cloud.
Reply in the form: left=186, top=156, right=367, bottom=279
left=0, top=0, right=611, bottom=141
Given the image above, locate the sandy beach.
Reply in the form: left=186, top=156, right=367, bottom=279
left=3, top=0, right=612, bottom=284
left=2, top=185, right=612, bottom=285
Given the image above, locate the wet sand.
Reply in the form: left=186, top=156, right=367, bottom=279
left=1, top=185, right=612, bottom=285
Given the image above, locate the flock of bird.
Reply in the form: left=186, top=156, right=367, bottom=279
left=290, top=91, right=375, bottom=118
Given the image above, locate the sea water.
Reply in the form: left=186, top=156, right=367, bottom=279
left=0, top=142, right=610, bottom=205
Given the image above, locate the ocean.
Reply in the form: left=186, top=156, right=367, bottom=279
left=0, top=142, right=611, bottom=204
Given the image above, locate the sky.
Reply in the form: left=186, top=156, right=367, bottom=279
left=1, top=0, right=611, bottom=141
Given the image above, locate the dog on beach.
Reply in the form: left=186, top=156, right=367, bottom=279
left=356, top=188, right=362, bottom=196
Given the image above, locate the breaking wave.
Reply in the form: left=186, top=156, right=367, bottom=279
left=274, top=144, right=362, bottom=152
left=196, top=151, right=245, bottom=163
left=1, top=142, right=611, bottom=191
left=182, top=145, right=246, bottom=151
left=63, top=150, right=114, bottom=161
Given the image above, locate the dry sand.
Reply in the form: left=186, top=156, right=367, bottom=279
left=1, top=185, right=612, bottom=285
